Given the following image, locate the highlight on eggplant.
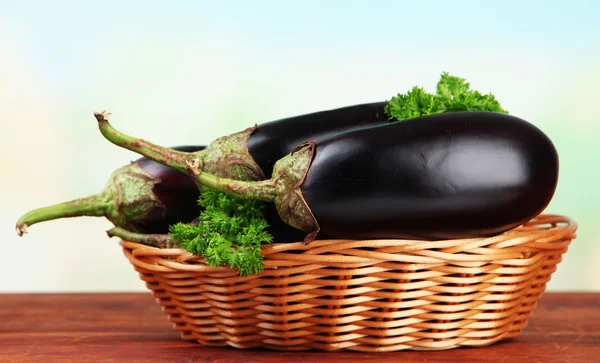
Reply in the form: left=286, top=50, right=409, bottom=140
left=15, top=146, right=204, bottom=236
left=180, top=111, right=559, bottom=242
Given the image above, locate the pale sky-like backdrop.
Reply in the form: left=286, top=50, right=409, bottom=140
left=1, top=0, right=598, bottom=292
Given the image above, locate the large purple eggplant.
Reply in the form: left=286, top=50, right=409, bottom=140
left=185, top=111, right=559, bottom=241
left=15, top=146, right=204, bottom=236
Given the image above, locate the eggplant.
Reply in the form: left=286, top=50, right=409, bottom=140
left=300, top=111, right=558, bottom=240
left=188, top=111, right=559, bottom=241
left=15, top=146, right=204, bottom=236
left=93, top=102, right=389, bottom=183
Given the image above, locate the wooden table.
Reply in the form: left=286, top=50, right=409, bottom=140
left=1, top=292, right=597, bottom=362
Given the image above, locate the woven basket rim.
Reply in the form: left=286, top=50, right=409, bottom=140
left=120, top=214, right=576, bottom=274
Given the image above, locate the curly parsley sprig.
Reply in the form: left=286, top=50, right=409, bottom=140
left=169, top=188, right=273, bottom=276
left=385, top=72, right=508, bottom=121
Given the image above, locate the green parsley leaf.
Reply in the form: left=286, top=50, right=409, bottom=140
left=169, top=187, right=273, bottom=276
left=385, top=72, right=508, bottom=121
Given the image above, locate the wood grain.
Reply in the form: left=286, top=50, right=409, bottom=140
left=0, top=292, right=597, bottom=362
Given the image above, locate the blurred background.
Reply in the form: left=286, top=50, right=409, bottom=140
left=1, top=0, right=598, bottom=292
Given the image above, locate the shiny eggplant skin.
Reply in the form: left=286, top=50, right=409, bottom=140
left=301, top=111, right=558, bottom=240
left=131, top=145, right=205, bottom=233
left=247, top=102, right=389, bottom=176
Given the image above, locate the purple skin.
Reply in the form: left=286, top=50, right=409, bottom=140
left=299, top=111, right=559, bottom=240
left=246, top=101, right=389, bottom=176
left=127, top=146, right=204, bottom=233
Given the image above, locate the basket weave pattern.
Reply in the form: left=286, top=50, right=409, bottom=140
left=122, top=214, right=576, bottom=352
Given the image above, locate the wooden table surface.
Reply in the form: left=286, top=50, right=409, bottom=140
left=0, top=292, right=597, bottom=363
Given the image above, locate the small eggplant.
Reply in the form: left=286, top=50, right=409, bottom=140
left=188, top=111, right=559, bottom=241
left=15, top=146, right=204, bottom=236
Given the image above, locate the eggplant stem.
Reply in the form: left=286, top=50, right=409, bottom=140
left=106, top=227, right=177, bottom=248
left=16, top=193, right=109, bottom=236
left=94, top=110, right=196, bottom=175
left=190, top=168, right=277, bottom=202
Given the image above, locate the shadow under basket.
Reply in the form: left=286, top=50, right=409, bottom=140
left=121, top=214, right=577, bottom=352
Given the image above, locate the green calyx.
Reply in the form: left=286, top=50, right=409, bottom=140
left=103, top=163, right=165, bottom=231
left=200, top=126, right=266, bottom=181
left=270, top=143, right=319, bottom=242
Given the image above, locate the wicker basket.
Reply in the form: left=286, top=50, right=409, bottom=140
left=121, top=214, right=576, bottom=352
